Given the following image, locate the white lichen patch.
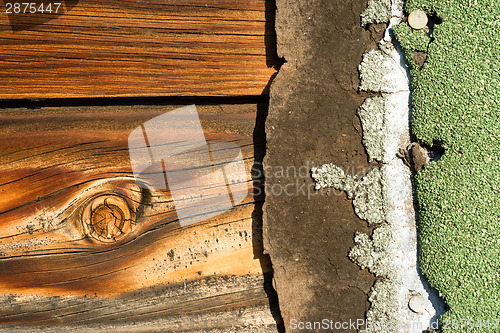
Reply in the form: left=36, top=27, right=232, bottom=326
left=357, top=0, right=446, bottom=329
left=358, top=92, right=411, bottom=164
left=349, top=224, right=394, bottom=278
left=311, top=165, right=385, bottom=225
left=353, top=168, right=386, bottom=226
left=361, top=0, right=392, bottom=27
left=358, top=97, right=385, bottom=162
left=361, top=279, right=403, bottom=333
left=311, top=163, right=359, bottom=199
left=359, top=49, right=409, bottom=94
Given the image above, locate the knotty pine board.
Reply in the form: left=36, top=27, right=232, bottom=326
left=0, top=104, right=278, bottom=331
left=0, top=0, right=278, bottom=99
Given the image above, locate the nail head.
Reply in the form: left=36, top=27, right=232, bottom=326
left=408, top=9, right=428, bottom=30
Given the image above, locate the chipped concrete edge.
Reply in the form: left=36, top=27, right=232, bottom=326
left=312, top=0, right=446, bottom=331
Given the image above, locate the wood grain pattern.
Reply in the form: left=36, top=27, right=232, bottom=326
left=0, top=0, right=278, bottom=99
left=0, top=104, right=279, bottom=331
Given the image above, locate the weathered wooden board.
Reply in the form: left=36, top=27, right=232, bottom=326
left=0, top=104, right=280, bottom=331
left=0, top=0, right=278, bottom=99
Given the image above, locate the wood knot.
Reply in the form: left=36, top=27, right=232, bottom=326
left=82, top=195, right=135, bottom=243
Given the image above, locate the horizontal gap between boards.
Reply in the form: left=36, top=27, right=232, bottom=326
left=0, top=95, right=269, bottom=109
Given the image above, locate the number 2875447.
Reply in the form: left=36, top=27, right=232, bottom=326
left=5, top=3, right=62, bottom=14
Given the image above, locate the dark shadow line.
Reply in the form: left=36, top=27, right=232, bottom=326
left=251, top=1, right=285, bottom=332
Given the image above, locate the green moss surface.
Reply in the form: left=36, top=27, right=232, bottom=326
left=394, top=0, right=499, bottom=331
